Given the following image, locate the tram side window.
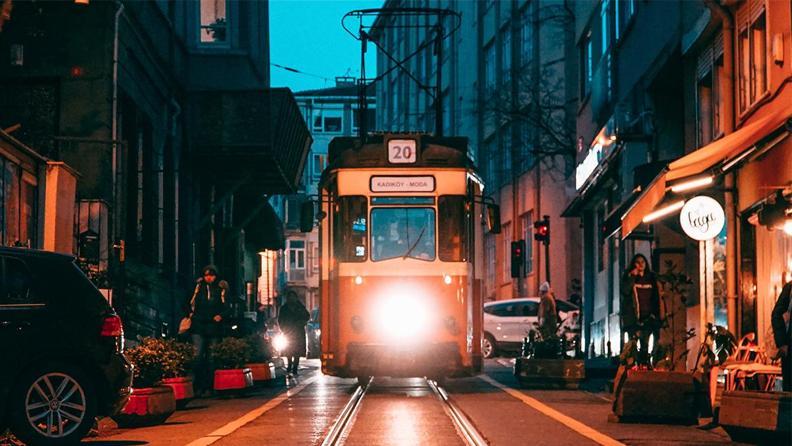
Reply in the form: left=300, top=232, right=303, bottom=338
left=333, top=196, right=367, bottom=262
left=438, top=196, right=469, bottom=262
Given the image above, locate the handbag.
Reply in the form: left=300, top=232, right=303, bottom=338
left=178, top=316, right=192, bottom=335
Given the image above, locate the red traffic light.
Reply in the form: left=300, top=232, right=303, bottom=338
left=533, top=217, right=550, bottom=245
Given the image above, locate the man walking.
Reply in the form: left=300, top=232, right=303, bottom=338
left=278, top=290, right=310, bottom=377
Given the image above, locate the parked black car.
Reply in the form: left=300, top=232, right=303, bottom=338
left=306, top=308, right=320, bottom=359
left=0, top=248, right=132, bottom=445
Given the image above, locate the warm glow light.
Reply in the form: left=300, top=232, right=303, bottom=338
left=355, top=275, right=364, bottom=285
left=784, top=219, right=792, bottom=236
left=642, top=200, right=686, bottom=223
left=373, top=291, right=431, bottom=343
left=670, top=175, right=714, bottom=193
left=273, top=334, right=288, bottom=353
left=443, top=274, right=452, bottom=285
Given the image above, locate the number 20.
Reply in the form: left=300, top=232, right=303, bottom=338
left=393, top=145, right=413, bottom=159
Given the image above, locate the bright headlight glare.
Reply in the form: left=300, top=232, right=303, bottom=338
left=273, top=334, right=288, bottom=352
left=373, top=292, right=431, bottom=343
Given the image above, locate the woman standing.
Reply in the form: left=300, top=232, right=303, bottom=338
left=278, top=290, right=310, bottom=377
left=620, top=254, right=661, bottom=365
left=188, top=265, right=229, bottom=395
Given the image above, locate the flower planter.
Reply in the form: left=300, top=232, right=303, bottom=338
left=611, top=370, right=700, bottom=424
left=246, top=362, right=276, bottom=383
left=514, top=358, right=585, bottom=389
left=161, top=376, right=195, bottom=409
left=112, top=386, right=176, bottom=427
left=719, top=390, right=792, bottom=443
left=213, top=368, right=254, bottom=392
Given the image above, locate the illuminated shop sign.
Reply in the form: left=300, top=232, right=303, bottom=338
left=575, top=123, right=617, bottom=191
left=370, top=176, right=435, bottom=193
left=679, top=196, right=725, bottom=241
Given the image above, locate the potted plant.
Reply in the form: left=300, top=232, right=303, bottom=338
left=514, top=324, right=585, bottom=389
left=113, top=338, right=176, bottom=427
left=244, top=334, right=277, bottom=384
left=160, top=340, right=196, bottom=409
left=210, top=337, right=254, bottom=392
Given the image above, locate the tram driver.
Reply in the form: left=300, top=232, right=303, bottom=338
left=375, top=217, right=408, bottom=259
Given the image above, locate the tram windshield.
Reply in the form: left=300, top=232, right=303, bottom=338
left=371, top=208, right=436, bottom=261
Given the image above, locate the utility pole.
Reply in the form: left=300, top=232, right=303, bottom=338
left=434, top=24, right=443, bottom=136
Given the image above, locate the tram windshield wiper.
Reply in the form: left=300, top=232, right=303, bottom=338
left=402, top=226, right=426, bottom=260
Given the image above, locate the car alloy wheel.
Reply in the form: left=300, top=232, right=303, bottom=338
left=24, top=372, right=87, bottom=439
left=481, top=335, right=495, bottom=359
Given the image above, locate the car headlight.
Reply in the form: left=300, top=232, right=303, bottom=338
left=373, top=292, right=431, bottom=343
left=273, top=333, right=288, bottom=352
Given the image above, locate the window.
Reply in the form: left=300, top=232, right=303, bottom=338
left=501, top=28, right=511, bottom=84
left=438, top=196, right=469, bottom=262
left=580, top=31, right=593, bottom=98
left=4, top=161, right=20, bottom=246
left=484, top=138, right=498, bottom=186
left=501, top=131, right=512, bottom=186
left=520, top=7, right=533, bottom=66
left=333, top=196, right=367, bottom=262
left=312, top=108, right=343, bottom=133
left=520, top=122, right=534, bottom=171
left=601, top=0, right=611, bottom=56
left=738, top=8, right=767, bottom=111
left=519, top=301, right=539, bottom=317
left=696, top=41, right=724, bottom=146
left=371, top=207, right=435, bottom=262
left=556, top=300, right=579, bottom=312
left=485, top=235, right=496, bottom=292
left=199, top=0, right=228, bottom=44
left=485, top=302, right=518, bottom=317
left=312, top=154, right=325, bottom=177
left=287, top=240, right=305, bottom=282
left=617, top=0, right=636, bottom=40
left=484, top=43, right=496, bottom=92
left=597, top=206, right=606, bottom=272
left=0, top=257, right=35, bottom=305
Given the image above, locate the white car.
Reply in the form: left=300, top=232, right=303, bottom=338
left=482, top=297, right=580, bottom=359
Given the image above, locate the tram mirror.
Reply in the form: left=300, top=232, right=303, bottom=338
left=486, top=204, right=501, bottom=234
left=300, top=201, right=315, bottom=233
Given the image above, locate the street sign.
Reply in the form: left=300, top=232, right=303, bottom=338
left=387, top=139, right=417, bottom=163
left=679, top=195, right=725, bottom=241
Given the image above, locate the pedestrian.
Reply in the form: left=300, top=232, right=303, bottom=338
left=187, top=265, right=229, bottom=395
left=538, top=281, right=558, bottom=339
left=619, top=254, right=661, bottom=366
left=278, top=290, right=310, bottom=377
left=771, top=280, right=792, bottom=391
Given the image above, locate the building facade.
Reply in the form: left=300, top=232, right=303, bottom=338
left=0, top=0, right=310, bottom=338
left=271, top=78, right=376, bottom=312
left=372, top=0, right=582, bottom=305
left=567, top=0, right=792, bottom=365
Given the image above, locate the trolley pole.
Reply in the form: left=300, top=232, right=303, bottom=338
left=434, top=24, right=443, bottom=136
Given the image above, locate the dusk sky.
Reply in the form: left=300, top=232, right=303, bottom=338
left=270, top=0, right=382, bottom=93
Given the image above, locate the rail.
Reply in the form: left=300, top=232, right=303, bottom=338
left=427, top=379, right=489, bottom=446
left=321, top=378, right=371, bottom=446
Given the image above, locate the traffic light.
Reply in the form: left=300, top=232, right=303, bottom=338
left=534, top=216, right=550, bottom=246
left=510, top=240, right=525, bottom=278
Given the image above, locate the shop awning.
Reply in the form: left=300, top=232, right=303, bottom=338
left=621, top=104, right=792, bottom=238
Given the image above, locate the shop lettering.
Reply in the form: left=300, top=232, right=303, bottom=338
left=679, top=196, right=725, bottom=241
left=686, top=210, right=717, bottom=233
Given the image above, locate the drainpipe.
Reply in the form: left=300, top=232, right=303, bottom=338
left=112, top=1, right=124, bottom=240
left=705, top=0, right=738, bottom=334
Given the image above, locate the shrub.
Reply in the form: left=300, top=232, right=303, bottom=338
left=162, top=339, right=195, bottom=379
left=126, top=338, right=169, bottom=388
left=209, top=337, right=252, bottom=369
left=244, top=334, right=272, bottom=363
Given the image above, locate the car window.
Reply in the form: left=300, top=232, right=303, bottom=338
left=518, top=302, right=538, bottom=317
left=485, top=303, right=518, bottom=317
left=0, top=257, right=38, bottom=305
left=555, top=300, right=577, bottom=312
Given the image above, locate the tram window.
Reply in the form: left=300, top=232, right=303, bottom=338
left=371, top=207, right=436, bottom=262
left=333, top=196, right=367, bottom=262
left=438, top=196, right=468, bottom=262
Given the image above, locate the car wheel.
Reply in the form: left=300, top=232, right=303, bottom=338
left=10, top=364, right=97, bottom=446
left=482, top=333, right=497, bottom=359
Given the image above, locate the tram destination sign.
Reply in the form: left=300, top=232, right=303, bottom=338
left=370, top=175, right=436, bottom=193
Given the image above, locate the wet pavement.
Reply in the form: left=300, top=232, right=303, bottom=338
left=74, top=358, right=747, bottom=446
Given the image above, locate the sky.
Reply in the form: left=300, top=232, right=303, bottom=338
left=269, top=0, right=382, bottom=93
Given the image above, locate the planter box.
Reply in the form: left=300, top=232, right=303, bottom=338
left=213, top=368, right=254, bottom=391
left=161, top=377, right=195, bottom=409
left=514, top=358, right=585, bottom=389
left=612, top=370, right=700, bottom=424
left=112, top=386, right=176, bottom=427
left=246, top=362, right=276, bottom=383
left=719, top=390, right=792, bottom=443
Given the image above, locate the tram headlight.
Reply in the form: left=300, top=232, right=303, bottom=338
left=373, top=293, right=430, bottom=343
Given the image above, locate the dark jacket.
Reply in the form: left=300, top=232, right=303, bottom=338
left=278, top=300, right=310, bottom=357
left=188, top=279, right=229, bottom=337
left=771, top=282, right=792, bottom=349
left=620, top=271, right=660, bottom=331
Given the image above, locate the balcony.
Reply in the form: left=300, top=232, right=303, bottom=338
left=189, top=88, right=312, bottom=194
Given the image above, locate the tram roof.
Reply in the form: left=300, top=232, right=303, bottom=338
left=327, top=134, right=473, bottom=170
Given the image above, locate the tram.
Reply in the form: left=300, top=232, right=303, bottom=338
left=300, top=134, right=500, bottom=379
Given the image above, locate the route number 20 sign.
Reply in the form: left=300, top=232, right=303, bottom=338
left=388, top=139, right=417, bottom=164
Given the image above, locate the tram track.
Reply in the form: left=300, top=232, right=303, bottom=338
left=320, top=377, right=488, bottom=446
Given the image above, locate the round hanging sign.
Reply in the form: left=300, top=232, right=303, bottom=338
left=679, top=195, right=725, bottom=241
